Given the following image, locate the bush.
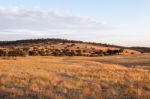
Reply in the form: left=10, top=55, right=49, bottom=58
left=83, top=50, right=86, bottom=53
left=118, top=48, right=124, bottom=53
left=113, top=50, right=120, bottom=55
left=68, top=50, right=76, bottom=56
left=8, top=49, right=27, bottom=57
left=106, top=49, right=115, bottom=55
left=70, top=43, right=75, bottom=47
left=22, top=47, right=30, bottom=52
left=106, top=49, right=123, bottom=55
left=0, top=49, right=7, bottom=56
left=93, top=50, right=103, bottom=55
left=29, top=50, right=39, bottom=56
left=61, top=49, right=69, bottom=56
left=76, top=50, right=82, bottom=56
left=38, top=49, right=46, bottom=56
left=51, top=49, right=65, bottom=56
left=19, top=51, right=28, bottom=57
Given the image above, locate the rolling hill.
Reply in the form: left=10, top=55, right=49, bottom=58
left=0, top=38, right=141, bottom=57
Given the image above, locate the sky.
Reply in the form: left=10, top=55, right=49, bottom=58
left=0, top=0, right=150, bottom=47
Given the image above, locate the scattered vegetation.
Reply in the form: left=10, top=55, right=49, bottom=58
left=0, top=38, right=124, bottom=48
left=0, top=38, right=141, bottom=58
left=0, top=39, right=149, bottom=98
left=0, top=48, right=124, bottom=57
left=130, top=47, right=150, bottom=53
left=0, top=49, right=7, bottom=56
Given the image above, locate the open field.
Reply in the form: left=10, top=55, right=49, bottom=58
left=74, top=53, right=150, bottom=67
left=0, top=54, right=150, bottom=99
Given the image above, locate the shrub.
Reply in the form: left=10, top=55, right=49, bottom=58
left=45, top=49, right=51, bottom=55
left=8, top=49, right=27, bottom=57
left=29, top=50, right=39, bottom=56
left=19, top=51, right=28, bottom=57
left=106, top=49, right=115, bottom=55
left=83, top=50, right=86, bottom=53
left=69, top=50, right=76, bottom=56
left=106, top=48, right=124, bottom=55
left=76, top=50, right=82, bottom=56
left=22, top=47, right=30, bottom=52
left=0, top=49, right=7, bottom=56
left=93, top=50, right=103, bottom=55
left=51, top=49, right=62, bottom=56
left=118, top=48, right=124, bottom=53
left=103, top=52, right=108, bottom=55
left=38, top=49, right=46, bottom=56
left=77, top=47, right=80, bottom=49
left=61, top=49, right=69, bottom=56
left=113, top=50, right=120, bottom=55
left=70, top=43, right=75, bottom=47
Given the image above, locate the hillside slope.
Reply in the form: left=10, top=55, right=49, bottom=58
left=0, top=38, right=140, bottom=57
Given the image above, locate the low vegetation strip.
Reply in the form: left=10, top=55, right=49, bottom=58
left=0, top=47, right=124, bottom=57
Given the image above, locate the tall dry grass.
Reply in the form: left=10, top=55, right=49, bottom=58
left=0, top=55, right=149, bottom=99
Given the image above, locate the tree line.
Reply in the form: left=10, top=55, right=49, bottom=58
left=0, top=38, right=124, bottom=48
left=0, top=48, right=124, bottom=57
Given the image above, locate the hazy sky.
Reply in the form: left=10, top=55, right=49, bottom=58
left=0, top=0, right=150, bottom=47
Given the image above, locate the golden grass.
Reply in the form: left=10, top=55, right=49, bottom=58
left=0, top=54, right=150, bottom=99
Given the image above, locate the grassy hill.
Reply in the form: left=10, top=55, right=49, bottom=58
left=0, top=38, right=141, bottom=57
left=0, top=38, right=149, bottom=98
left=130, top=47, right=150, bottom=53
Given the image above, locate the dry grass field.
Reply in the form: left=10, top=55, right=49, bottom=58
left=0, top=54, right=150, bottom=99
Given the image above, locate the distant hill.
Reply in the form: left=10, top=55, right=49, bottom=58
left=0, top=38, right=124, bottom=48
left=0, top=38, right=142, bottom=57
left=130, top=47, right=150, bottom=53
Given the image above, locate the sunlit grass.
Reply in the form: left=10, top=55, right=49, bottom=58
left=0, top=55, right=150, bottom=98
